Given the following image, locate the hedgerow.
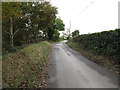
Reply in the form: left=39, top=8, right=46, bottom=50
left=73, top=29, right=120, bottom=65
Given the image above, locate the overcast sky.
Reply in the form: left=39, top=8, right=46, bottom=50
left=50, top=0, right=119, bottom=34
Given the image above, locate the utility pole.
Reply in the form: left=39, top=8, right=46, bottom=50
left=68, top=20, right=71, bottom=38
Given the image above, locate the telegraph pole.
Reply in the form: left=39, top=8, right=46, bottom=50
left=68, top=20, right=71, bottom=38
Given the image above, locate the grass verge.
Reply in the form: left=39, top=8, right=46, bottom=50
left=67, top=41, right=119, bottom=74
left=2, top=41, right=52, bottom=88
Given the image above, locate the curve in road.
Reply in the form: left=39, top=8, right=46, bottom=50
left=47, top=41, right=118, bottom=88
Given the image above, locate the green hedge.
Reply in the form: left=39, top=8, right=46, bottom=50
left=73, top=29, right=120, bottom=64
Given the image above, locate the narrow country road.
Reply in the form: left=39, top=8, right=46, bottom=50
left=46, top=41, right=118, bottom=88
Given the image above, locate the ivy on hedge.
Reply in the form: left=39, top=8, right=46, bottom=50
left=73, top=29, right=120, bottom=64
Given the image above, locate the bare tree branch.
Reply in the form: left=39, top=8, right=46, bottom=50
left=3, top=30, right=11, bottom=35
left=13, top=29, right=20, bottom=36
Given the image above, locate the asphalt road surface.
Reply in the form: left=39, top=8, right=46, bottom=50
left=46, top=41, right=118, bottom=88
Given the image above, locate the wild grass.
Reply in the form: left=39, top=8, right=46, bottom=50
left=2, top=41, right=51, bottom=88
left=67, top=41, right=119, bottom=74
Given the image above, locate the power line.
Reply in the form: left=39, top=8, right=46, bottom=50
left=69, top=0, right=95, bottom=32
left=65, top=1, right=95, bottom=34
left=76, top=0, right=95, bottom=17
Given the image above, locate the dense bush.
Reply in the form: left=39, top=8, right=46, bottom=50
left=73, top=29, right=120, bottom=64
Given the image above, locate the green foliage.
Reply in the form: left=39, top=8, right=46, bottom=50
left=2, top=2, right=22, bottom=18
left=72, top=29, right=120, bottom=64
left=47, top=18, right=65, bottom=40
left=2, top=2, right=65, bottom=53
left=72, top=30, right=79, bottom=37
left=54, top=18, right=65, bottom=31
left=53, top=30, right=60, bottom=41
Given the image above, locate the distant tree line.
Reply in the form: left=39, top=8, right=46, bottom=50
left=2, top=1, right=65, bottom=53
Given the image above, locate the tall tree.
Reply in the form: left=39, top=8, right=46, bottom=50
left=2, top=1, right=58, bottom=51
left=2, top=2, right=22, bottom=47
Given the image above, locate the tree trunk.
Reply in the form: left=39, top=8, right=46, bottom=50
left=10, top=17, right=14, bottom=47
